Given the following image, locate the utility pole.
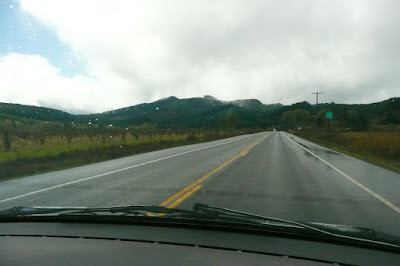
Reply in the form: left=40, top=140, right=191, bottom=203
left=312, top=92, right=323, bottom=107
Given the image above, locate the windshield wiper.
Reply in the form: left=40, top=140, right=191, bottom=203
left=1, top=204, right=399, bottom=249
left=0, top=204, right=320, bottom=228
left=0, top=205, right=201, bottom=218
left=193, top=203, right=400, bottom=249
left=194, top=203, right=306, bottom=227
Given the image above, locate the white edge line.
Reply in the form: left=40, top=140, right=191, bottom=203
left=283, top=133, right=400, bottom=214
left=0, top=134, right=262, bottom=204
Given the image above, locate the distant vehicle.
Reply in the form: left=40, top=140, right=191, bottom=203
left=1, top=203, right=399, bottom=265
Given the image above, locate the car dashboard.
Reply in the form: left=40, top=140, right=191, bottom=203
left=1, top=222, right=399, bottom=265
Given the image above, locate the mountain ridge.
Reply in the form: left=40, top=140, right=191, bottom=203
left=1, top=96, right=399, bottom=129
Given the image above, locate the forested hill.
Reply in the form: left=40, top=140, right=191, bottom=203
left=0, top=102, right=74, bottom=122
left=75, top=96, right=282, bottom=128
left=0, top=96, right=399, bottom=129
left=0, top=96, right=282, bottom=128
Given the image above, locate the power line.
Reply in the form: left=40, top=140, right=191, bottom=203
left=312, top=92, right=323, bottom=107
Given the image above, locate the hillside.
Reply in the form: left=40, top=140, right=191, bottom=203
left=0, top=96, right=399, bottom=130
left=75, top=96, right=281, bottom=128
left=0, top=102, right=73, bottom=122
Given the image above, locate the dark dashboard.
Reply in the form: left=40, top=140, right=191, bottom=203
left=1, top=222, right=399, bottom=265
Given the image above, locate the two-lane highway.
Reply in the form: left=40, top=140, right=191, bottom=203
left=1, top=131, right=399, bottom=237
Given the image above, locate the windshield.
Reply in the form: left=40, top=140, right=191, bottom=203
left=1, top=0, right=400, bottom=246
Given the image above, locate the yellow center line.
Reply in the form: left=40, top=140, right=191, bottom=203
left=168, top=185, right=202, bottom=209
left=158, top=134, right=269, bottom=209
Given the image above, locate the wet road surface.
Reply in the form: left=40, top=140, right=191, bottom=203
left=1, top=131, right=399, bottom=237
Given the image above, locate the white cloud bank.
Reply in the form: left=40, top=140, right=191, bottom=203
left=2, top=0, right=400, bottom=113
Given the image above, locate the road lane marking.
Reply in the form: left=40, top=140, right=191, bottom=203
left=168, top=186, right=202, bottom=209
left=284, top=133, right=400, bottom=215
left=160, top=135, right=269, bottom=209
left=0, top=134, right=262, bottom=204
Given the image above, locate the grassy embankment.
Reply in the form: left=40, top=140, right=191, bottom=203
left=295, top=127, right=400, bottom=173
left=0, top=130, right=253, bottom=180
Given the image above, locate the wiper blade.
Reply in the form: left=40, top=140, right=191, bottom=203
left=2, top=204, right=398, bottom=249
left=0, top=205, right=198, bottom=218
left=193, top=203, right=400, bottom=249
left=193, top=203, right=307, bottom=228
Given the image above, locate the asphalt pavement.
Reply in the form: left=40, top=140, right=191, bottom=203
left=1, top=131, right=399, bottom=237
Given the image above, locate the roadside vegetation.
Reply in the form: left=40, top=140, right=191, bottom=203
left=0, top=119, right=260, bottom=180
left=1, top=96, right=399, bottom=179
left=275, top=97, right=400, bottom=172
left=295, top=127, right=400, bottom=172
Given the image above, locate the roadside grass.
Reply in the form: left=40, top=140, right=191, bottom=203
left=296, top=128, right=400, bottom=173
left=0, top=134, right=187, bottom=163
left=0, top=130, right=251, bottom=180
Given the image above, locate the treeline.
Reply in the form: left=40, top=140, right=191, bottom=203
left=2, top=96, right=399, bottom=132
left=273, top=97, right=400, bottom=131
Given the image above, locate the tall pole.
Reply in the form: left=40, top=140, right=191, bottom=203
left=312, top=92, right=323, bottom=107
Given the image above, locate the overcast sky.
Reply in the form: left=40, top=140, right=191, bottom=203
left=1, top=0, right=399, bottom=114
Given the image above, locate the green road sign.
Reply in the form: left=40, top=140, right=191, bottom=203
left=326, top=112, right=333, bottom=119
